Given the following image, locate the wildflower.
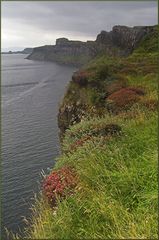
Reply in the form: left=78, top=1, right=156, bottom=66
left=42, top=167, right=77, bottom=206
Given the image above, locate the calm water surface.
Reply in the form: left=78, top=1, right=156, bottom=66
left=1, top=54, right=75, bottom=239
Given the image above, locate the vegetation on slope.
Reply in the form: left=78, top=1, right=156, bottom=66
left=15, top=27, right=158, bottom=239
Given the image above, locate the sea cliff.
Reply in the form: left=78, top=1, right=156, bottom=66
left=14, top=25, right=158, bottom=239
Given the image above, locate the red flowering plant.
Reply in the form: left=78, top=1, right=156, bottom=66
left=42, top=166, right=77, bottom=206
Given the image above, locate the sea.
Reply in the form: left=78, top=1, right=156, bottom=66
left=1, top=54, right=76, bottom=239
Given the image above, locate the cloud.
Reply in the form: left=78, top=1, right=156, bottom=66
left=1, top=1, right=158, bottom=50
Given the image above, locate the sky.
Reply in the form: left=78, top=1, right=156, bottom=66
left=1, top=1, right=158, bottom=51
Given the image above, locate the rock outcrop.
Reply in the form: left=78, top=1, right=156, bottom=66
left=27, top=25, right=156, bottom=66
left=96, top=25, right=154, bottom=53
left=22, top=48, right=33, bottom=54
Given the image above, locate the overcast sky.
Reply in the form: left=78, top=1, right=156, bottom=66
left=2, top=1, right=157, bottom=51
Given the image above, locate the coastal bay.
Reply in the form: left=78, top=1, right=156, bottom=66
left=1, top=54, right=75, bottom=238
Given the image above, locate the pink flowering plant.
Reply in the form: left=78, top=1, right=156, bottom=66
left=42, top=166, right=77, bottom=206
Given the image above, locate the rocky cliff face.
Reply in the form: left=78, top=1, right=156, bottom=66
left=27, top=39, right=99, bottom=66
left=96, top=25, right=154, bottom=53
left=27, top=25, right=156, bottom=66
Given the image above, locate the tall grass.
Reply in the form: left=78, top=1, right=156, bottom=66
left=17, top=108, right=158, bottom=239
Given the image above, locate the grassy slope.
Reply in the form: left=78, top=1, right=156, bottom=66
left=16, top=28, right=158, bottom=239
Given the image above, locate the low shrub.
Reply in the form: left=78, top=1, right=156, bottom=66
left=91, top=123, right=122, bottom=136
left=106, top=79, right=127, bottom=95
left=107, top=87, right=144, bottom=112
left=67, top=124, right=122, bottom=153
left=42, top=167, right=77, bottom=206
left=88, top=89, right=105, bottom=106
left=72, top=70, right=94, bottom=86
left=126, top=87, right=145, bottom=95
left=96, top=64, right=110, bottom=80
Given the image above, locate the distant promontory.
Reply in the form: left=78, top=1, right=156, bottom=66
left=27, top=25, right=155, bottom=66
left=2, top=48, right=33, bottom=55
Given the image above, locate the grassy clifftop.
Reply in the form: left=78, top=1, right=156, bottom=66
left=15, top=27, right=158, bottom=239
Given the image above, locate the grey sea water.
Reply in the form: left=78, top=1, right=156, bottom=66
left=1, top=54, right=75, bottom=239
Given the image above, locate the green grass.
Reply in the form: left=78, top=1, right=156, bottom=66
left=17, top=109, right=157, bottom=239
